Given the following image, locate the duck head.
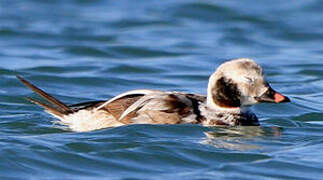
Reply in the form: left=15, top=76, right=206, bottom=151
left=207, top=58, right=290, bottom=109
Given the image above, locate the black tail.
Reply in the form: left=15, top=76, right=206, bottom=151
left=16, top=75, right=74, bottom=117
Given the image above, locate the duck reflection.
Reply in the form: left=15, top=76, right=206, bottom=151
left=201, top=126, right=282, bottom=150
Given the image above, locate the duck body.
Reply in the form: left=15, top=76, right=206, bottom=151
left=63, top=91, right=258, bottom=131
left=17, top=58, right=289, bottom=132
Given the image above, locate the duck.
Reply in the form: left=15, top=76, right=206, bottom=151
left=17, top=58, right=290, bottom=132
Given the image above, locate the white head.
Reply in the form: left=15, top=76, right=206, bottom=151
left=207, top=58, right=290, bottom=109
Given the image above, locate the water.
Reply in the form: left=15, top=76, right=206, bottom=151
left=1, top=0, right=323, bottom=179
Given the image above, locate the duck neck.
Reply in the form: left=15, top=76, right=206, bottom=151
left=206, top=98, right=247, bottom=113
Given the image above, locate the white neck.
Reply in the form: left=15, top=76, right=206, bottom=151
left=207, top=100, right=247, bottom=113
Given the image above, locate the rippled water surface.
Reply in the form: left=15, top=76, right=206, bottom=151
left=1, top=0, right=323, bottom=179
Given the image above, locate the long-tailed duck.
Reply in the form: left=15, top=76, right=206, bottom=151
left=17, top=58, right=290, bottom=132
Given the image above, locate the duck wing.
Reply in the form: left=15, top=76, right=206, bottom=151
left=110, top=92, right=206, bottom=125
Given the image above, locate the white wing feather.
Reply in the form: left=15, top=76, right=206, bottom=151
left=95, top=89, right=162, bottom=111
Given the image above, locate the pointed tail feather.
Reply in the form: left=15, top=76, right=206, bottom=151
left=26, top=97, right=65, bottom=118
left=17, top=75, right=73, bottom=114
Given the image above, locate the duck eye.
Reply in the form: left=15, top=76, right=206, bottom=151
left=244, top=77, right=254, bottom=83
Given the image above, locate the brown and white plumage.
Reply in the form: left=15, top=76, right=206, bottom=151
left=17, top=58, right=290, bottom=132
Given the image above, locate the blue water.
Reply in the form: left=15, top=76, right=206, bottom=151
left=1, top=0, right=323, bottom=179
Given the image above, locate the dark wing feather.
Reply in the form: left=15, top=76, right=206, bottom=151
left=69, top=101, right=105, bottom=111
left=102, top=95, right=143, bottom=123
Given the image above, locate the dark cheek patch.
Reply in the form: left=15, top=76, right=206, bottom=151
left=212, top=77, right=241, bottom=108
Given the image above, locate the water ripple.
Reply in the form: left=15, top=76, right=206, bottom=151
left=1, top=0, right=323, bottom=179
